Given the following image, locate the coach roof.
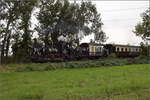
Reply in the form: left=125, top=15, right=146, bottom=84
left=112, top=44, right=140, bottom=48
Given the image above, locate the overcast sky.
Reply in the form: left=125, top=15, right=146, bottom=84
left=80, top=1, right=149, bottom=45
left=32, top=1, right=149, bottom=46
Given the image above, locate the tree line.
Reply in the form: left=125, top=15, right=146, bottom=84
left=0, top=0, right=106, bottom=63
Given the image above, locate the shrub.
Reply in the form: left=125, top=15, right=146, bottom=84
left=1, top=56, right=31, bottom=64
left=108, top=53, right=116, bottom=58
left=15, top=66, right=30, bottom=72
left=44, top=63, right=57, bottom=70
left=0, top=57, right=149, bottom=72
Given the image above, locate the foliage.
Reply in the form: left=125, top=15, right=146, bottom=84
left=2, top=56, right=31, bottom=64
left=13, top=0, right=38, bottom=57
left=108, top=53, right=116, bottom=58
left=36, top=0, right=106, bottom=47
left=140, top=42, right=149, bottom=56
left=0, top=57, right=149, bottom=72
left=0, top=64, right=150, bottom=100
left=0, top=0, right=38, bottom=64
left=0, top=0, right=21, bottom=61
left=133, top=9, right=150, bottom=40
left=36, top=0, right=62, bottom=47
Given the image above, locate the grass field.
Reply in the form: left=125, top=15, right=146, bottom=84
left=0, top=64, right=150, bottom=100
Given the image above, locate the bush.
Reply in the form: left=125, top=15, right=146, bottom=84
left=44, top=63, right=57, bottom=70
left=15, top=66, right=30, bottom=72
left=1, top=56, right=31, bottom=64
left=108, top=53, right=116, bottom=58
left=0, top=57, right=149, bottom=72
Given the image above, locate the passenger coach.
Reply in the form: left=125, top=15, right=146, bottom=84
left=79, top=43, right=107, bottom=57
left=105, top=44, right=141, bottom=57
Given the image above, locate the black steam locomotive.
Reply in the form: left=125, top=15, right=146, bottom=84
left=30, top=39, right=141, bottom=62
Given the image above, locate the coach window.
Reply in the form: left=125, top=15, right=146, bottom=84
left=131, top=48, right=133, bottom=52
left=97, top=47, right=99, bottom=52
left=136, top=48, right=138, bottom=52
left=119, top=47, right=122, bottom=52
left=121, top=48, right=123, bottom=52
left=93, top=46, right=96, bottom=52
left=116, top=47, right=119, bottom=52
left=135, top=48, right=137, bottom=52
left=133, top=48, right=135, bottom=52
left=123, top=48, right=125, bottom=52
left=137, top=48, right=139, bottom=52
left=127, top=48, right=129, bottom=52
left=139, top=48, right=141, bottom=52
left=130, top=48, right=132, bottom=52
left=140, top=48, right=142, bottom=52
left=99, top=47, right=101, bottom=52
left=96, top=47, right=98, bottom=52
left=131, top=48, right=134, bottom=52
left=125, top=48, right=127, bottom=52
left=91, top=46, right=94, bottom=52
left=134, top=48, right=136, bottom=52
left=129, top=48, right=131, bottom=52
left=117, top=48, right=119, bottom=52
left=90, top=46, right=92, bottom=52
left=132, top=48, right=134, bottom=52
left=95, top=47, right=97, bottom=52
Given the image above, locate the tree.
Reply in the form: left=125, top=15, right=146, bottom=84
left=15, top=0, right=38, bottom=57
left=37, top=0, right=106, bottom=48
left=72, top=1, right=106, bottom=45
left=56, top=1, right=78, bottom=44
left=140, top=42, right=149, bottom=56
left=95, top=31, right=107, bottom=43
left=133, top=9, right=150, bottom=57
left=37, top=0, right=70, bottom=48
left=133, top=9, right=150, bottom=40
left=0, top=0, right=21, bottom=63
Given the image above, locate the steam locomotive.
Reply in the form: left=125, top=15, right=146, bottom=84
left=30, top=39, right=141, bottom=62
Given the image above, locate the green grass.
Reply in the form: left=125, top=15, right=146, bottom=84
left=0, top=64, right=150, bottom=100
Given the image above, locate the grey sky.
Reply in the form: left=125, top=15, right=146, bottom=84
left=81, top=1, right=149, bottom=45
left=32, top=1, right=149, bottom=46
